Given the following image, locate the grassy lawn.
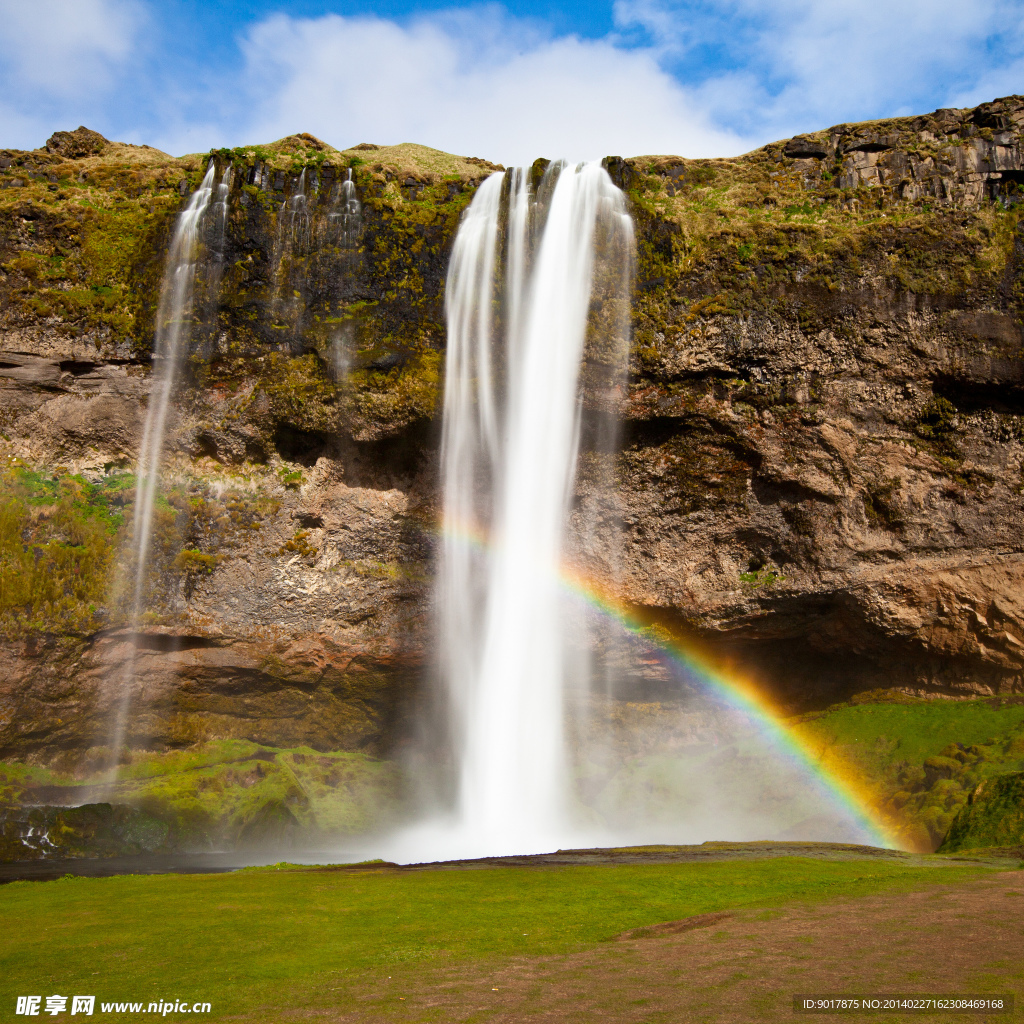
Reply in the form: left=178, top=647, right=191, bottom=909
left=0, top=856, right=1009, bottom=1020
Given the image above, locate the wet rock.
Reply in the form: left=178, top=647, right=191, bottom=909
left=0, top=803, right=170, bottom=860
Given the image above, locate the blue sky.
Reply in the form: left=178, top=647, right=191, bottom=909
left=0, top=0, right=1022, bottom=164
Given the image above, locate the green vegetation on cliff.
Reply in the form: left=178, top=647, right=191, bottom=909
left=940, top=771, right=1024, bottom=852
left=0, top=462, right=287, bottom=635
left=0, top=463, right=126, bottom=635
left=792, top=695, right=1024, bottom=850
left=0, top=740, right=401, bottom=857
left=120, top=741, right=401, bottom=846
left=0, top=143, right=191, bottom=347
left=620, top=154, right=1022, bottom=373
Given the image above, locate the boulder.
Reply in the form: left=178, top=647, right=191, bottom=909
left=44, top=127, right=108, bottom=159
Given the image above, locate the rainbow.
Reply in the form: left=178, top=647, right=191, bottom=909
left=442, top=522, right=904, bottom=851
left=558, top=566, right=903, bottom=851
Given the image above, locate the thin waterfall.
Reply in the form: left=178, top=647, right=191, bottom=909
left=330, top=168, right=362, bottom=249
left=202, top=165, right=233, bottom=350
left=212, top=166, right=233, bottom=259
left=280, top=168, right=310, bottom=249
left=328, top=169, right=363, bottom=379
left=131, top=161, right=218, bottom=612
left=392, top=162, right=633, bottom=860
left=272, top=170, right=311, bottom=347
left=102, top=161, right=221, bottom=779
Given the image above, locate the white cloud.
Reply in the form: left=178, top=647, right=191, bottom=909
left=615, top=0, right=1024, bottom=140
left=0, top=0, right=143, bottom=97
left=0, top=0, right=145, bottom=148
left=162, top=0, right=1024, bottom=165
left=202, top=9, right=745, bottom=165
left=2, top=0, right=1021, bottom=162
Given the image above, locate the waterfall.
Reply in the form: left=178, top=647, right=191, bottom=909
left=131, top=161, right=218, bottom=610
left=328, top=168, right=363, bottom=379
left=212, top=165, right=233, bottom=259
left=371, top=160, right=879, bottom=863
left=280, top=168, right=310, bottom=249
left=329, top=168, right=362, bottom=249
left=202, top=165, right=233, bottom=347
left=397, top=162, right=633, bottom=860
left=102, top=161, right=222, bottom=778
left=272, top=170, right=314, bottom=347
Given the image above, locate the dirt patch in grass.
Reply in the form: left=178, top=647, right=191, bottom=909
left=333, top=870, right=1024, bottom=1024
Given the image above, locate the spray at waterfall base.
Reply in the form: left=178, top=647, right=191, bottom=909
left=372, top=536, right=899, bottom=864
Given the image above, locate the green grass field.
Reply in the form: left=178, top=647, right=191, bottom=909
left=0, top=856, right=1010, bottom=1021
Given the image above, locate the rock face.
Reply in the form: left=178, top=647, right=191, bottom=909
left=0, top=627, right=417, bottom=767
left=0, top=102, right=1023, bottom=774
left=601, top=94, right=1024, bottom=708
left=778, top=97, right=1024, bottom=204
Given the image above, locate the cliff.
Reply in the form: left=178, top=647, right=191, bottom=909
left=0, top=100, right=1023, bottom=845
left=609, top=95, right=1024, bottom=706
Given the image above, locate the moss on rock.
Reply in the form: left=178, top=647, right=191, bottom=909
left=939, top=771, right=1024, bottom=851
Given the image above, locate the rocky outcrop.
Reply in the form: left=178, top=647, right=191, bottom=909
left=44, top=127, right=109, bottom=161
left=0, top=101, right=1023, bottom=775
left=776, top=97, right=1024, bottom=206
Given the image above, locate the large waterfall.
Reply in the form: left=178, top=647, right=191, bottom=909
left=394, top=162, right=634, bottom=859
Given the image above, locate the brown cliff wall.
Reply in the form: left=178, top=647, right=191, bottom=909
left=0, top=102, right=1022, bottom=768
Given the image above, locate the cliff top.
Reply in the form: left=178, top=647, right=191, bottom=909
left=1, top=127, right=503, bottom=190
left=6, top=92, right=1021, bottom=193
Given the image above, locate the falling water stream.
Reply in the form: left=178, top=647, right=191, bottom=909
left=330, top=168, right=362, bottom=248
left=456, top=163, right=633, bottom=850
left=104, top=162, right=223, bottom=777
left=280, top=168, right=311, bottom=248
left=131, top=161, right=219, bottom=615
left=329, top=169, right=362, bottom=379
left=383, top=162, right=634, bottom=860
